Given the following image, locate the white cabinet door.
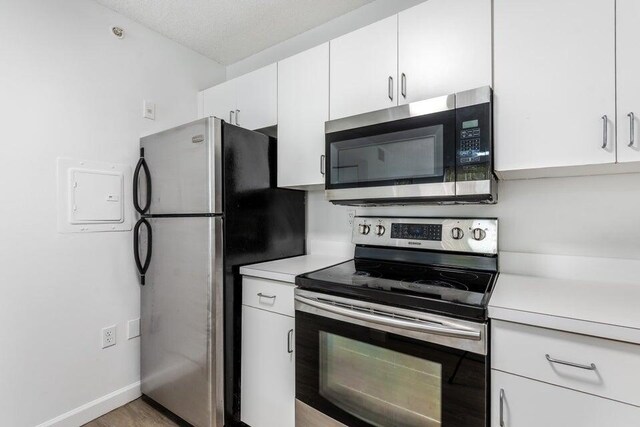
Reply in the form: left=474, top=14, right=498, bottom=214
left=398, top=0, right=491, bottom=104
left=235, top=63, right=278, bottom=130
left=491, top=370, right=640, bottom=427
left=202, top=79, right=236, bottom=123
left=617, top=0, right=640, bottom=163
left=494, top=0, right=615, bottom=175
left=278, top=43, right=329, bottom=188
left=330, top=15, right=398, bottom=120
left=241, top=305, right=295, bottom=427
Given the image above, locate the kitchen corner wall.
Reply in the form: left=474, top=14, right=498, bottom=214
left=0, top=1, right=225, bottom=426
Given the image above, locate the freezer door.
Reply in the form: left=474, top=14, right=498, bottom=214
left=141, top=216, right=224, bottom=427
left=139, top=117, right=223, bottom=215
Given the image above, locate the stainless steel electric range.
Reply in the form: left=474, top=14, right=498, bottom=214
left=294, top=216, right=498, bottom=427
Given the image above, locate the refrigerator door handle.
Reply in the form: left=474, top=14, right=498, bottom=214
left=133, top=147, right=152, bottom=214
left=133, top=218, right=152, bottom=285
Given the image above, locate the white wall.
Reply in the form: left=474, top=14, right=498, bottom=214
left=0, top=1, right=225, bottom=426
left=226, top=0, right=424, bottom=78
left=307, top=171, right=640, bottom=261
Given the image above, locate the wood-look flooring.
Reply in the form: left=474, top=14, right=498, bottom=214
left=83, top=398, right=181, bottom=427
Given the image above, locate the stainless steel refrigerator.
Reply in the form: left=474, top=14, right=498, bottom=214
left=132, top=117, right=305, bottom=427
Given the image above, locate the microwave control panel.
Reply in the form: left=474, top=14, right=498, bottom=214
left=458, top=121, right=486, bottom=164
left=456, top=101, right=492, bottom=182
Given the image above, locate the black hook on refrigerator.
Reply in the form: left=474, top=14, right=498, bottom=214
left=133, top=147, right=151, bottom=214
left=133, top=217, right=152, bottom=285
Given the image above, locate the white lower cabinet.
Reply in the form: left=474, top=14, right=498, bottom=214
left=241, top=278, right=295, bottom=427
left=491, top=320, right=640, bottom=426
left=491, top=370, right=640, bottom=427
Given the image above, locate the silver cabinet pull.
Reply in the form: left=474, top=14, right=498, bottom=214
left=229, top=110, right=235, bottom=124
left=388, top=76, right=394, bottom=101
left=545, top=354, right=596, bottom=370
left=320, top=154, right=326, bottom=176
left=235, top=109, right=240, bottom=125
left=287, top=329, right=294, bottom=354
left=257, top=292, right=276, bottom=300
left=499, top=389, right=505, bottom=426
left=401, top=73, right=407, bottom=98
left=628, top=112, right=635, bottom=147
left=601, top=115, right=608, bottom=149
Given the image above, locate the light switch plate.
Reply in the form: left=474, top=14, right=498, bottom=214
left=143, top=100, right=155, bottom=120
left=127, top=318, right=140, bottom=339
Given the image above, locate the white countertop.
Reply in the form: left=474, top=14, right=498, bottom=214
left=489, top=273, right=640, bottom=344
left=240, top=254, right=349, bottom=284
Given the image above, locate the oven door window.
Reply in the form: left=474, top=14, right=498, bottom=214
left=325, top=111, right=456, bottom=190
left=320, top=332, right=442, bottom=427
left=296, top=311, right=486, bottom=427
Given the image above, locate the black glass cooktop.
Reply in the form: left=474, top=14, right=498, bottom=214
left=295, top=258, right=497, bottom=321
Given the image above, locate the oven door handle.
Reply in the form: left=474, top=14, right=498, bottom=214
left=295, top=295, right=481, bottom=340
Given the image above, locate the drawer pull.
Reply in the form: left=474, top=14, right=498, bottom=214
left=545, top=354, right=596, bottom=371
left=257, top=292, right=276, bottom=300
left=499, top=389, right=505, bottom=427
left=287, top=329, right=294, bottom=354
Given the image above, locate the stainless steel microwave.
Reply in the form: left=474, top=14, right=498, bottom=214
left=324, top=86, right=496, bottom=206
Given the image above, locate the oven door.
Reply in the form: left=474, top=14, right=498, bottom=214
left=324, top=96, right=456, bottom=204
left=295, top=290, right=487, bottom=427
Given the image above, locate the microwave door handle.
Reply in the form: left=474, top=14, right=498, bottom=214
left=295, top=295, right=480, bottom=340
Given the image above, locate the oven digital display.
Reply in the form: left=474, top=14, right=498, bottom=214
left=391, top=223, right=442, bottom=241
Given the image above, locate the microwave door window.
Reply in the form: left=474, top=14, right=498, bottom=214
left=329, top=125, right=444, bottom=187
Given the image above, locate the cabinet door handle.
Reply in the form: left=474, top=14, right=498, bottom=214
left=287, top=329, right=294, bottom=354
left=499, top=389, right=505, bottom=427
left=257, top=292, right=276, bottom=300
left=229, top=110, right=234, bottom=124
left=545, top=354, right=596, bottom=370
left=235, top=109, right=240, bottom=125
left=320, top=154, right=326, bottom=176
left=601, top=115, right=608, bottom=149
left=388, top=76, right=394, bottom=101
left=628, top=112, right=635, bottom=147
left=401, top=73, right=407, bottom=98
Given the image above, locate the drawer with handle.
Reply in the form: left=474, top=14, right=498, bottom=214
left=242, top=276, right=295, bottom=317
left=492, top=320, right=640, bottom=406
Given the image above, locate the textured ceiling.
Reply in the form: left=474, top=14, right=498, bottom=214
left=94, top=0, right=374, bottom=65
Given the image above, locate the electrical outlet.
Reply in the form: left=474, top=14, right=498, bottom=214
left=102, top=325, right=116, bottom=348
left=347, top=209, right=356, bottom=227
left=127, top=318, right=140, bottom=339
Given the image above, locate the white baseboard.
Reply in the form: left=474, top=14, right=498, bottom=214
left=36, top=382, right=141, bottom=427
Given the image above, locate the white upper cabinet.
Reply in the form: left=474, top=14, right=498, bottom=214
left=277, top=43, right=329, bottom=188
left=616, top=0, right=640, bottom=163
left=494, top=0, right=616, bottom=176
left=235, top=63, right=278, bottom=130
left=201, top=64, right=277, bottom=130
left=202, top=79, right=236, bottom=123
left=398, top=0, right=491, bottom=104
left=330, top=16, right=398, bottom=120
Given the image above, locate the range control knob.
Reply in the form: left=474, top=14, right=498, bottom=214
left=358, top=224, right=371, bottom=235
left=374, top=225, right=386, bottom=236
left=450, top=227, right=464, bottom=240
left=472, top=228, right=487, bottom=241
